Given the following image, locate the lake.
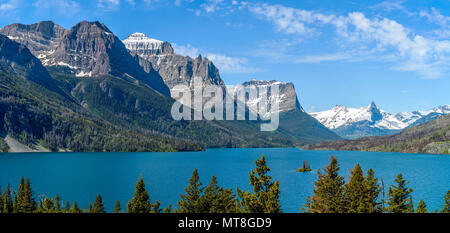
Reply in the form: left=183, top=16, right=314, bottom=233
left=0, top=148, right=449, bottom=212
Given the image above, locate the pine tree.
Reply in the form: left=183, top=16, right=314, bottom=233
left=88, top=203, right=93, bottom=213
left=386, top=174, right=413, bottom=213
left=40, top=197, right=56, bottom=213
left=14, top=177, right=36, bottom=213
left=237, top=155, right=281, bottom=213
left=440, top=190, right=450, bottom=213
left=64, top=201, right=70, bottom=213
left=177, top=169, right=204, bottom=213
left=2, top=183, right=13, bottom=213
left=70, top=202, right=81, bottom=213
left=127, top=176, right=159, bottom=213
left=200, top=176, right=238, bottom=213
left=163, top=204, right=172, bottom=213
left=407, top=196, right=414, bottom=213
left=93, top=195, right=105, bottom=213
left=300, top=196, right=312, bottom=213
left=309, top=156, right=345, bottom=213
left=416, top=199, right=428, bottom=213
left=344, top=164, right=366, bottom=213
left=54, top=195, right=61, bottom=212
left=363, top=168, right=382, bottom=213
left=114, top=200, right=121, bottom=213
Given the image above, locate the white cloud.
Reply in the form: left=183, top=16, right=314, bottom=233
left=249, top=3, right=335, bottom=35
left=205, top=53, right=261, bottom=74
left=97, top=0, right=120, bottom=10
left=173, top=43, right=261, bottom=74
left=295, top=53, right=351, bottom=63
left=371, top=1, right=414, bottom=16
left=172, top=43, right=201, bottom=58
left=201, top=0, right=224, bottom=13
left=33, top=0, right=80, bottom=15
left=244, top=3, right=450, bottom=78
left=0, top=0, right=20, bottom=11
left=419, top=7, right=450, bottom=27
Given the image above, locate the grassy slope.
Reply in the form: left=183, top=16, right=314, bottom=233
left=304, top=114, right=450, bottom=154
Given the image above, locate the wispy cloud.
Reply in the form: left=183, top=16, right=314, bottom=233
left=33, top=0, right=81, bottom=15
left=241, top=3, right=450, bottom=78
left=0, top=0, right=20, bottom=11
left=295, top=53, right=352, bottom=63
left=173, top=43, right=261, bottom=74
left=371, top=0, right=414, bottom=16
left=419, top=7, right=450, bottom=27
left=97, top=0, right=120, bottom=10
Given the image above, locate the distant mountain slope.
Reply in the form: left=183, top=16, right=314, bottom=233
left=304, top=114, right=450, bottom=154
left=311, top=102, right=450, bottom=139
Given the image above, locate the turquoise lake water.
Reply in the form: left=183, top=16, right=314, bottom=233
left=0, top=148, right=449, bottom=212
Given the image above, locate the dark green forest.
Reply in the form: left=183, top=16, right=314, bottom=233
left=1, top=155, right=449, bottom=214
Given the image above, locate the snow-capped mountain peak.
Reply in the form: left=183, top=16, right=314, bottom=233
left=123, top=32, right=174, bottom=56
left=310, top=103, right=450, bottom=138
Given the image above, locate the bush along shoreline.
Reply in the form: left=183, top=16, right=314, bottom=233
left=0, top=155, right=449, bottom=213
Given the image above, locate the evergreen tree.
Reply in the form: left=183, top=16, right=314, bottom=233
left=54, top=195, right=61, bottom=212
left=200, top=176, right=238, bottom=213
left=92, top=195, right=105, bottom=213
left=2, top=183, right=13, bottom=213
left=40, top=197, right=56, bottom=213
left=88, top=203, right=93, bottom=213
left=363, top=168, right=382, bottom=213
left=163, top=204, right=172, bottom=213
left=64, top=201, right=70, bottom=213
left=344, top=164, right=366, bottom=213
left=114, top=200, right=121, bottom=213
left=70, top=202, right=81, bottom=213
left=407, top=196, right=414, bottom=213
left=14, top=177, right=36, bottom=213
left=237, top=155, right=281, bottom=213
left=386, top=174, right=413, bottom=213
left=440, top=190, right=450, bottom=213
left=177, top=169, right=204, bottom=213
left=127, top=176, right=159, bottom=213
left=309, top=156, right=345, bottom=213
left=416, top=199, right=428, bottom=213
left=300, top=196, right=312, bottom=213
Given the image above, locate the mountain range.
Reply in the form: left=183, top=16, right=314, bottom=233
left=311, top=102, right=450, bottom=139
left=304, top=113, right=450, bottom=155
left=0, top=20, right=340, bottom=152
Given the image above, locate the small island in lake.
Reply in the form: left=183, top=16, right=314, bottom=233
left=296, top=160, right=312, bottom=172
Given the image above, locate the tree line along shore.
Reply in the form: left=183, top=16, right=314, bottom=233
left=0, top=155, right=449, bottom=213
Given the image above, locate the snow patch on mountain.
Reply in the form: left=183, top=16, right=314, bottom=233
left=311, top=103, right=450, bottom=131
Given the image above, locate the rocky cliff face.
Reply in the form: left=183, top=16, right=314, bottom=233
left=0, top=34, right=59, bottom=91
left=123, top=33, right=225, bottom=94
left=0, top=21, right=66, bottom=58
left=228, top=79, right=303, bottom=115
left=45, top=21, right=170, bottom=95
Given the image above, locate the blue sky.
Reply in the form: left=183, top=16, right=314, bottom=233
left=0, top=0, right=449, bottom=113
